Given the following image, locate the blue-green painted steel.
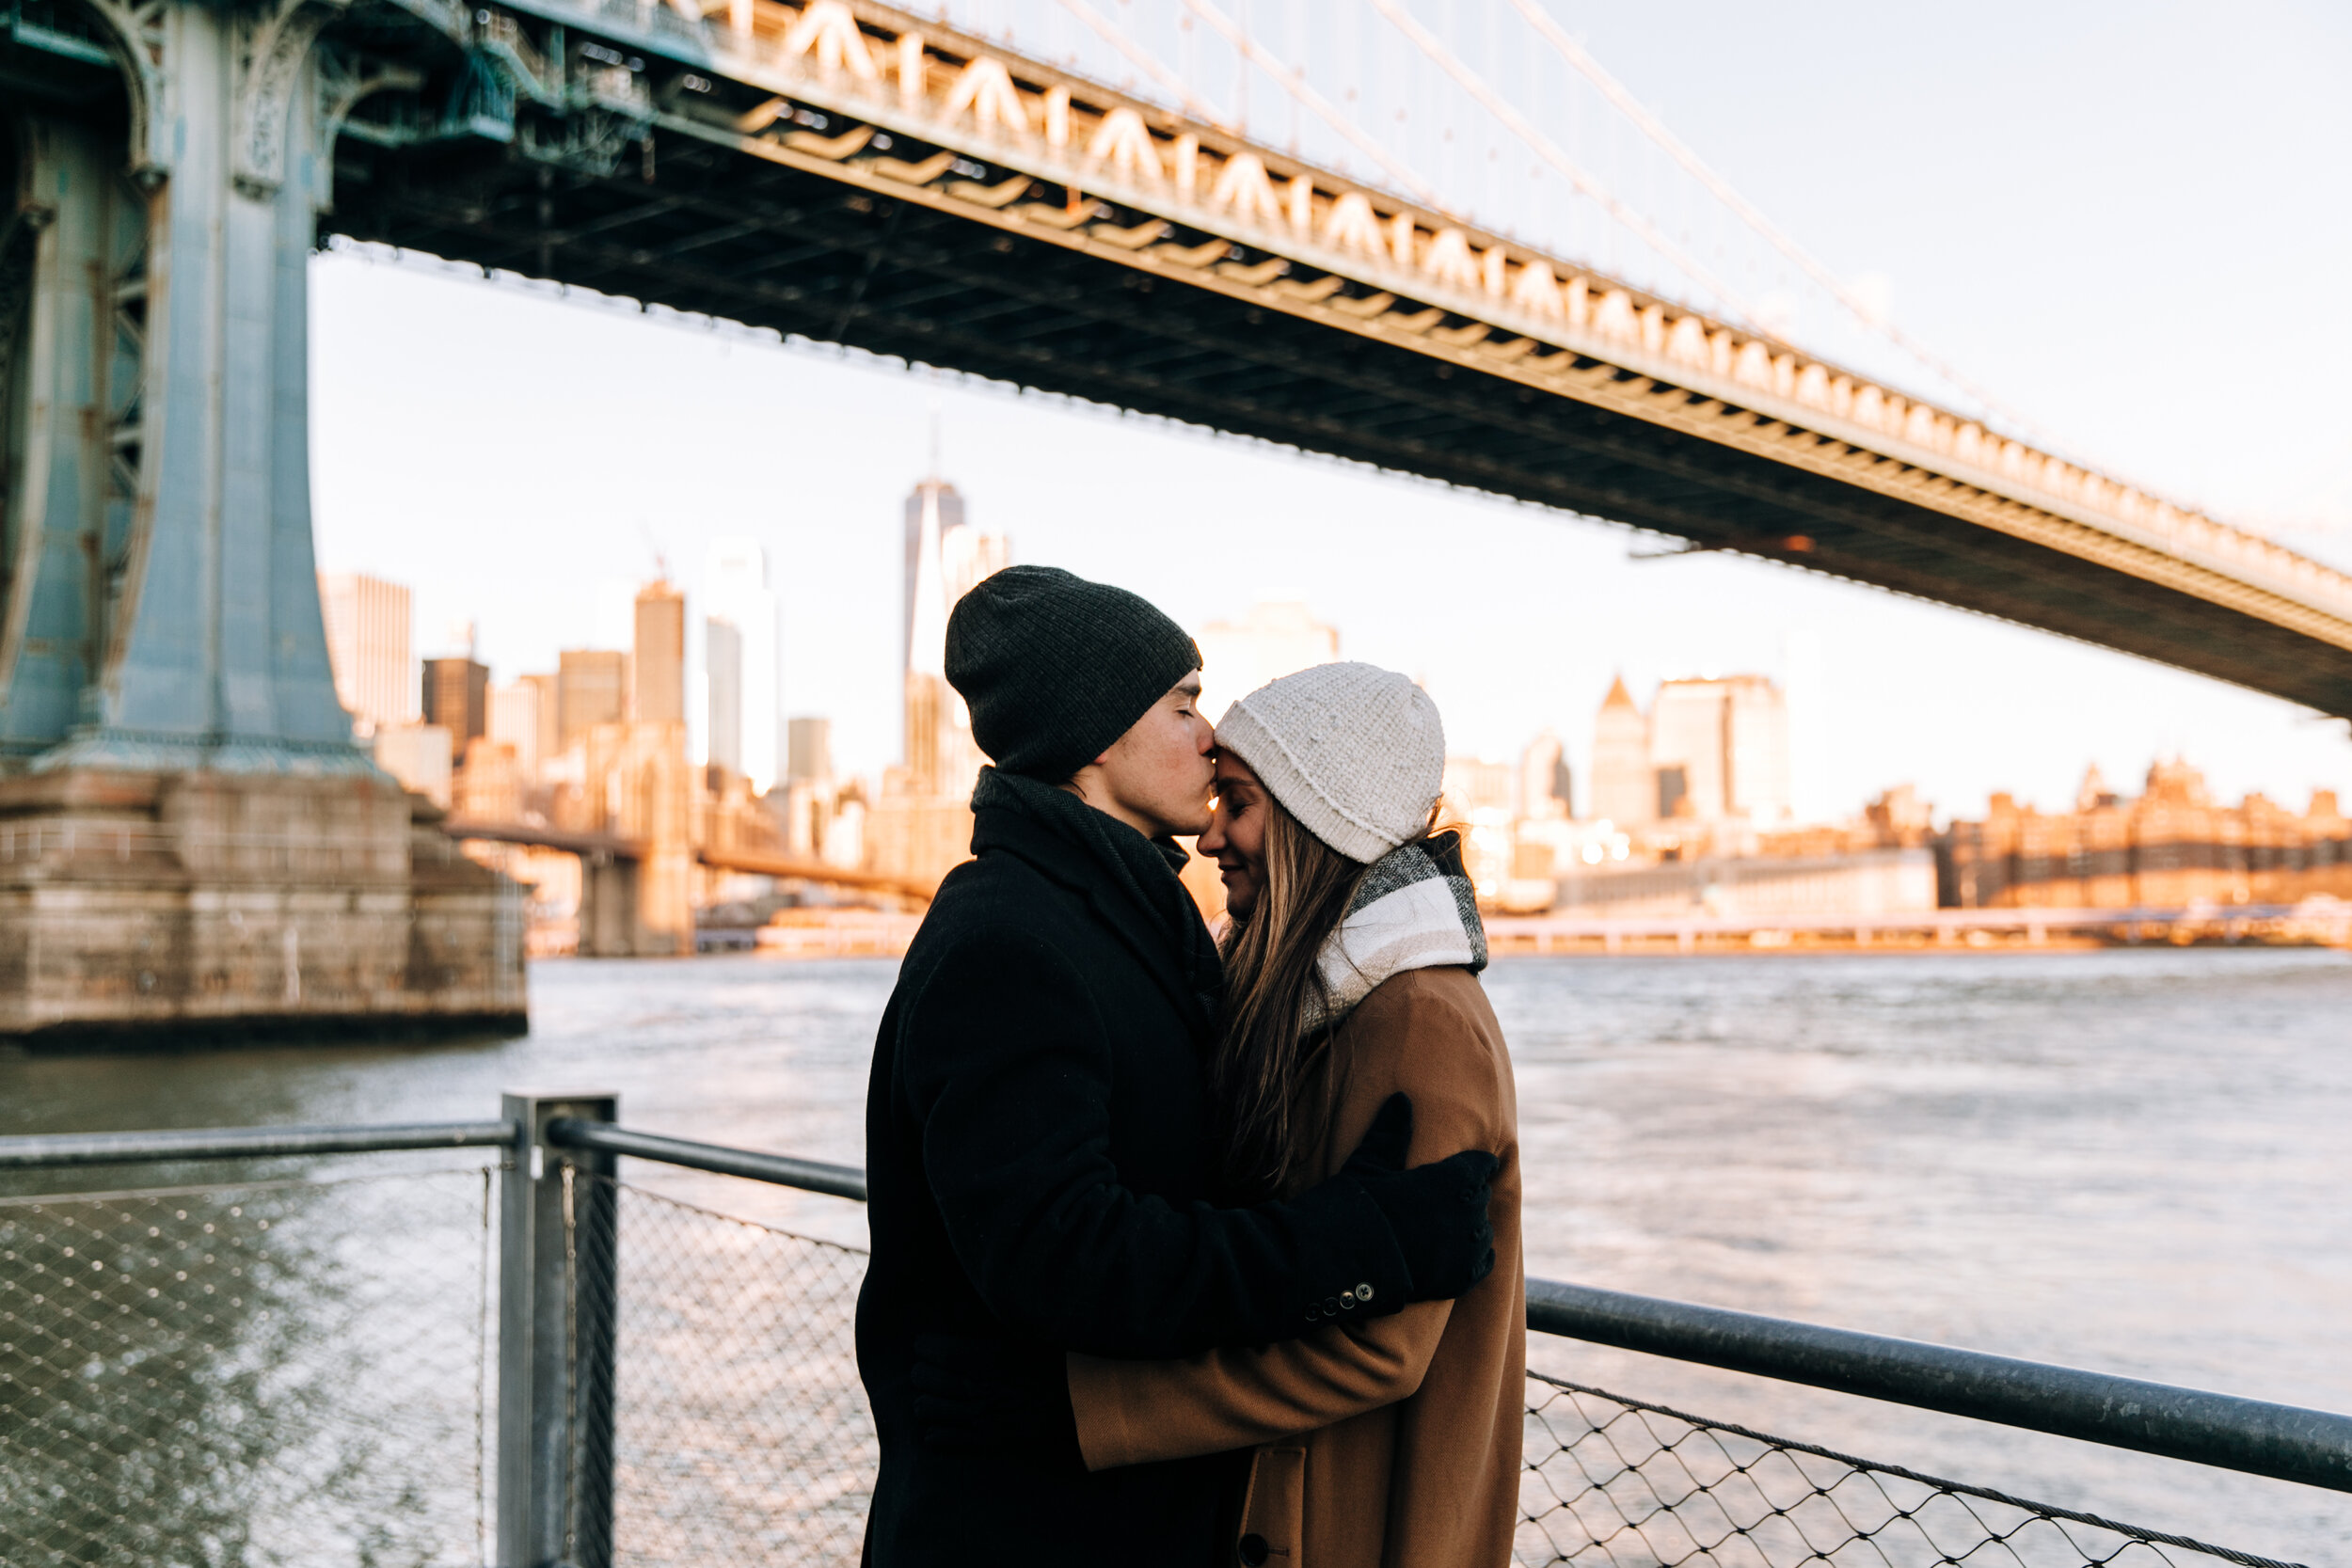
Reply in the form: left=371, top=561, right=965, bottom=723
left=3, top=0, right=367, bottom=775
left=0, top=121, right=132, bottom=759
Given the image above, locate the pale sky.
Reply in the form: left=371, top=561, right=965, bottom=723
left=309, top=1, right=2352, bottom=822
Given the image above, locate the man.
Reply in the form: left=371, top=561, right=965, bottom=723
left=858, top=566, right=1500, bottom=1565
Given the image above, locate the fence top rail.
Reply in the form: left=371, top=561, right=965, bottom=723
left=0, top=1120, right=519, bottom=1169
left=542, top=1117, right=867, bottom=1201
left=1526, top=1277, right=2352, bottom=1497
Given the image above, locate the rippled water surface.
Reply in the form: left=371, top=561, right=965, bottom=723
left=6, top=947, right=2348, bottom=1560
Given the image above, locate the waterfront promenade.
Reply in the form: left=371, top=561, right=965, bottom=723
left=6, top=947, right=2348, bottom=1556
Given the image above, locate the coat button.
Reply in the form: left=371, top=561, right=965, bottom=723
left=1323, top=1297, right=1340, bottom=1315
left=1355, top=1282, right=1374, bottom=1301
left=1239, top=1533, right=1271, bottom=1566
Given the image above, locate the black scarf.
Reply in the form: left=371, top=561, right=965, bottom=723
left=972, top=767, right=1224, bottom=1035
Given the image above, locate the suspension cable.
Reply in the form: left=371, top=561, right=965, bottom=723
left=1498, top=0, right=2042, bottom=435
left=1051, top=0, right=1237, bottom=133
left=1176, top=0, right=1451, bottom=212
left=1361, top=0, right=1761, bottom=328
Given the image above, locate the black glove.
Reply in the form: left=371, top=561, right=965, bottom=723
left=909, top=1332, right=1083, bottom=1469
left=1335, top=1093, right=1499, bottom=1302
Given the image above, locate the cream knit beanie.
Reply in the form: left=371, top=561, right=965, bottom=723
left=1215, top=662, right=1445, bottom=863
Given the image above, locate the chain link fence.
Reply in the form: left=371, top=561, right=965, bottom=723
left=0, top=1169, right=495, bottom=1568
left=567, top=1174, right=876, bottom=1565
left=547, top=1173, right=2294, bottom=1568
left=0, top=1157, right=2312, bottom=1568
left=1519, top=1374, right=2299, bottom=1568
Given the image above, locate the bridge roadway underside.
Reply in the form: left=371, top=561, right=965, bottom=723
left=332, top=133, right=2352, bottom=716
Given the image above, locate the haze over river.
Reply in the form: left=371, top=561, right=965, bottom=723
left=7, top=947, right=2348, bottom=1560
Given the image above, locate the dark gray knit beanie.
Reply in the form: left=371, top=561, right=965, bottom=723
left=946, top=565, right=1202, bottom=780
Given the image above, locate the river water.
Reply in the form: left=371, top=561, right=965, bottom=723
left=5, top=947, right=2348, bottom=1561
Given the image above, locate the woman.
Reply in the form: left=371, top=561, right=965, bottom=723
left=1065, top=661, right=1524, bottom=1568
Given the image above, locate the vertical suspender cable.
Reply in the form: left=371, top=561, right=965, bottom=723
left=1177, top=0, right=1451, bottom=210
left=1360, top=0, right=1757, bottom=325
left=1053, top=0, right=1239, bottom=131
left=1497, top=0, right=2040, bottom=435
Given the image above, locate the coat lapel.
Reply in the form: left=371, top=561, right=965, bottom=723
left=971, top=803, right=1216, bottom=1040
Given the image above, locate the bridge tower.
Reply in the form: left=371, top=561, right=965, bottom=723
left=0, top=0, right=524, bottom=1040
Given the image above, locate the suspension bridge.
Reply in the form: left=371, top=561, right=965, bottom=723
left=4, top=0, right=2349, bottom=1031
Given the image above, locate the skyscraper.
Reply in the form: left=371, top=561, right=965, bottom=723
left=1519, top=730, right=1571, bottom=820
left=1194, top=601, right=1341, bottom=721
left=633, top=580, right=686, bottom=725
left=488, top=680, right=542, bottom=779
left=1589, top=674, right=1651, bottom=825
left=703, top=538, right=779, bottom=791
left=1590, top=673, right=1793, bottom=826
left=707, top=619, right=743, bottom=773
left=1647, top=680, right=1727, bottom=821
left=521, top=672, right=560, bottom=768
left=317, top=572, right=414, bottom=736
left=557, top=649, right=627, bottom=747
left=1718, top=674, right=1794, bottom=823
left=787, top=717, right=834, bottom=784
left=421, top=656, right=488, bottom=748
left=902, top=477, right=967, bottom=683
left=900, top=464, right=1008, bottom=791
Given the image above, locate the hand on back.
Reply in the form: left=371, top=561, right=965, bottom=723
left=1327, top=1093, right=1499, bottom=1306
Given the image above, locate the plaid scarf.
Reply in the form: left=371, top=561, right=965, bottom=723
left=1303, top=830, right=1488, bottom=1032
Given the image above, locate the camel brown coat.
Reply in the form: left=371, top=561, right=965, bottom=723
left=1066, top=965, right=1524, bottom=1568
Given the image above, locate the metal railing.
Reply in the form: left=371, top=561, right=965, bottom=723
left=2, top=1101, right=2344, bottom=1567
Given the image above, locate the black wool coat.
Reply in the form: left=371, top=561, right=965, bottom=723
left=856, top=785, right=1418, bottom=1567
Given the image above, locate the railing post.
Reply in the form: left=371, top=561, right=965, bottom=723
left=499, top=1091, right=620, bottom=1568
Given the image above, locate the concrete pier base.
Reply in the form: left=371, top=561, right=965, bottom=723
left=0, top=769, right=526, bottom=1046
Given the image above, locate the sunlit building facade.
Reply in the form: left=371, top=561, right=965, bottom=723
left=704, top=538, right=780, bottom=792
left=1195, top=601, right=1340, bottom=721
left=318, top=571, right=415, bottom=736
left=1587, top=673, right=1792, bottom=826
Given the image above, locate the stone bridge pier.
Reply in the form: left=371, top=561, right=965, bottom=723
left=574, top=849, right=694, bottom=960
left=0, top=1, right=525, bottom=1042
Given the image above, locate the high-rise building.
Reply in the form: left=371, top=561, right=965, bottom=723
left=703, top=538, right=779, bottom=790
left=1719, top=675, right=1793, bottom=824
left=1647, top=680, right=1727, bottom=822
left=317, top=572, right=414, bottom=736
left=1442, top=756, right=1516, bottom=817
left=1519, top=731, right=1571, bottom=820
left=521, top=673, right=560, bottom=767
left=421, top=657, right=489, bottom=747
left=942, top=517, right=1009, bottom=618
left=900, top=467, right=1008, bottom=792
left=633, top=579, right=686, bottom=724
left=488, top=680, right=542, bottom=779
left=1589, top=674, right=1651, bottom=825
left=557, top=649, right=628, bottom=747
left=1195, top=601, right=1341, bottom=721
left=707, top=619, right=743, bottom=773
left=1591, top=673, right=1793, bottom=826
left=787, top=717, right=834, bottom=784
left=903, top=477, right=968, bottom=681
